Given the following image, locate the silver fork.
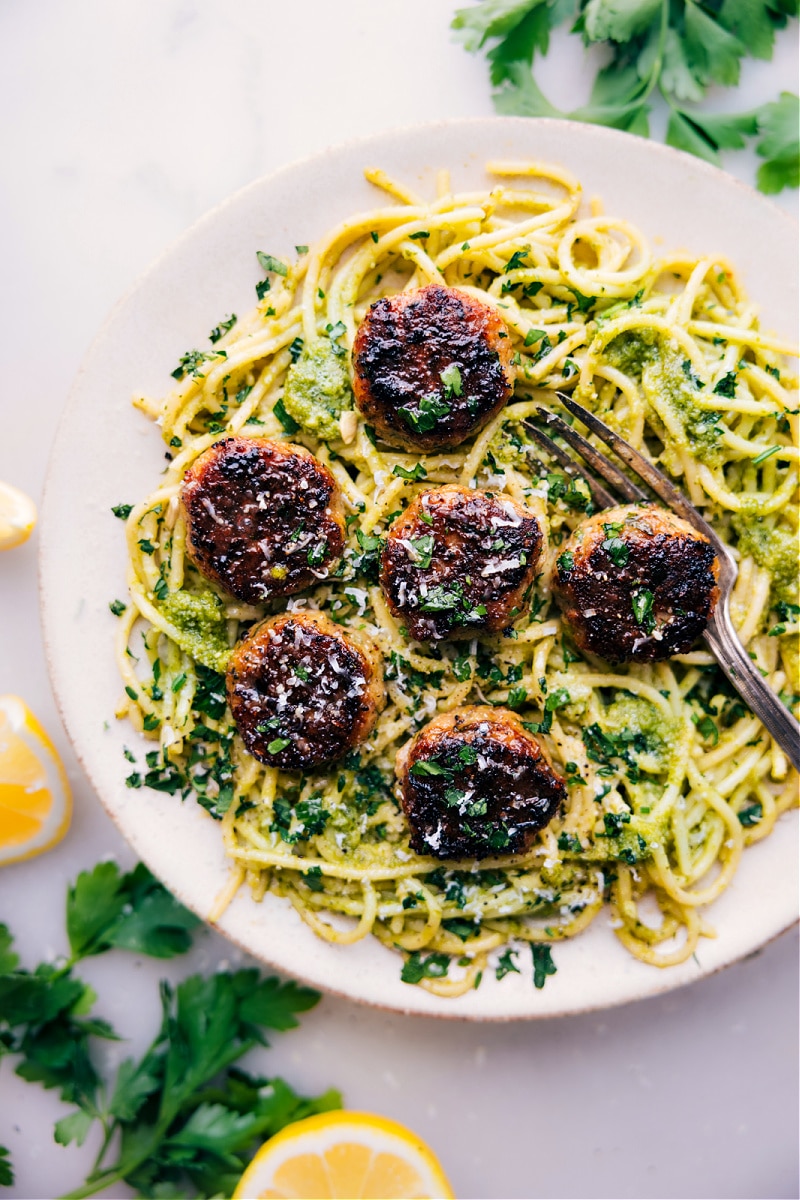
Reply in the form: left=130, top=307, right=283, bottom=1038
left=523, top=393, right=800, bottom=772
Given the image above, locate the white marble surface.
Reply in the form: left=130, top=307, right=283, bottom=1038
left=0, top=3, right=798, bottom=1198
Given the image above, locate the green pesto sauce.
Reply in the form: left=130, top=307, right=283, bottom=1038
left=604, top=331, right=723, bottom=466
left=159, top=589, right=231, bottom=672
left=282, top=339, right=353, bottom=441
left=603, top=695, right=669, bottom=748
left=731, top=514, right=799, bottom=605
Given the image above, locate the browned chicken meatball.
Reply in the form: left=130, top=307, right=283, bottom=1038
left=226, top=612, right=385, bottom=770
left=396, top=706, right=565, bottom=860
left=352, top=285, right=513, bottom=451
left=552, top=503, right=720, bottom=663
left=181, top=437, right=345, bottom=604
left=380, top=485, right=544, bottom=642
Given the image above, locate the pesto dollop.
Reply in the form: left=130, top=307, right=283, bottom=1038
left=732, top=513, right=798, bottom=605
left=159, top=589, right=231, bottom=672
left=605, top=330, right=723, bottom=466
left=282, top=338, right=353, bottom=441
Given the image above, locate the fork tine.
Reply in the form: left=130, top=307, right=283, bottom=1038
left=557, top=393, right=727, bottom=549
left=533, top=407, right=648, bottom=504
left=523, top=421, right=617, bottom=510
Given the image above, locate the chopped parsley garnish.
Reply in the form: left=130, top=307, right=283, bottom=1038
left=452, top=654, right=472, bottom=682
left=108, top=599, right=126, bottom=617
left=631, top=588, right=655, bottom=633
left=326, top=320, right=347, bottom=357
left=558, top=832, right=582, bottom=852
left=267, top=737, right=291, bottom=755
left=440, top=363, right=463, bottom=398
left=531, top=944, right=557, bottom=989
left=400, top=951, right=450, bottom=984
left=442, top=917, right=479, bottom=941
left=602, top=528, right=630, bottom=567
left=295, top=244, right=309, bottom=255
left=495, top=948, right=521, bottom=980
left=273, top=396, right=301, bottom=434
left=307, top=540, right=327, bottom=566
left=256, top=251, right=288, bottom=276
left=693, top=714, right=719, bottom=745
left=504, top=247, right=529, bottom=272
left=557, top=550, right=574, bottom=573
left=410, top=760, right=451, bottom=778
left=751, top=445, right=780, bottom=465
left=137, top=539, right=155, bottom=555
left=288, top=337, right=305, bottom=363
left=398, top=392, right=451, bottom=433
left=304, top=866, right=324, bottom=891
left=713, top=371, right=738, bottom=397
left=392, top=462, right=428, bottom=481
left=583, top=723, right=650, bottom=783
left=409, top=230, right=430, bottom=240
left=171, top=349, right=220, bottom=381
left=208, top=313, right=237, bottom=343
left=111, top=503, right=133, bottom=520
left=524, top=328, right=547, bottom=347
left=408, top=533, right=435, bottom=569
left=603, top=811, right=632, bottom=837
left=737, top=801, right=763, bottom=827
left=418, top=583, right=464, bottom=612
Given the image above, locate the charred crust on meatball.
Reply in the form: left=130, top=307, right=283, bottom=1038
left=552, top=503, right=720, bottom=663
left=396, top=705, right=565, bottom=860
left=352, top=285, right=513, bottom=451
left=180, top=437, right=345, bottom=604
left=379, top=485, right=544, bottom=642
left=226, top=612, right=385, bottom=770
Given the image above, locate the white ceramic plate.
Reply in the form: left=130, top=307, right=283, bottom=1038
left=41, top=118, right=798, bottom=1019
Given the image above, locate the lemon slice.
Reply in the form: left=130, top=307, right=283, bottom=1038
left=0, top=481, right=37, bottom=550
left=0, top=696, right=72, bottom=865
left=232, top=1111, right=455, bottom=1200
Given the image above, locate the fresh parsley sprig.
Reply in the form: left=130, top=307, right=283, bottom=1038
left=452, top=0, right=799, bottom=193
left=0, top=862, right=338, bottom=1199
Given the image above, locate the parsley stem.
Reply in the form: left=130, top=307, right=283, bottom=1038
left=59, top=1167, right=127, bottom=1200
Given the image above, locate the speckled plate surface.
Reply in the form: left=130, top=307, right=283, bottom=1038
left=40, top=118, right=799, bottom=1018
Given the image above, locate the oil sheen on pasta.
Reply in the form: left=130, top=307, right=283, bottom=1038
left=117, top=161, right=799, bottom=998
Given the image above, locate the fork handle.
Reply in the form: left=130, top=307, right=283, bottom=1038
left=703, top=604, right=800, bottom=773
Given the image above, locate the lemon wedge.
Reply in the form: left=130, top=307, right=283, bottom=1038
left=0, top=481, right=37, bottom=550
left=0, top=696, right=72, bottom=865
left=232, top=1111, right=455, bottom=1200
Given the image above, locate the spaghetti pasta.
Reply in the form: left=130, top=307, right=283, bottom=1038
left=117, top=161, right=799, bottom=997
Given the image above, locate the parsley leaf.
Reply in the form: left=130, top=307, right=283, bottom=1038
left=531, top=943, right=557, bottom=989
left=398, top=392, right=451, bottom=433
left=66, top=861, right=200, bottom=961
left=209, top=314, right=237, bottom=343
left=453, top=0, right=799, bottom=193
left=1, top=866, right=337, bottom=1199
left=256, top=251, right=288, bottom=277
left=755, top=92, right=800, bottom=193
left=392, top=462, right=428, bottom=481
left=400, top=951, right=450, bottom=984
left=0, top=1145, right=14, bottom=1187
left=496, top=947, right=521, bottom=980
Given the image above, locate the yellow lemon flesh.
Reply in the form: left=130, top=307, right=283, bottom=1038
left=0, top=481, right=37, bottom=550
left=232, top=1110, right=455, bottom=1200
left=0, top=696, right=71, bottom=865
